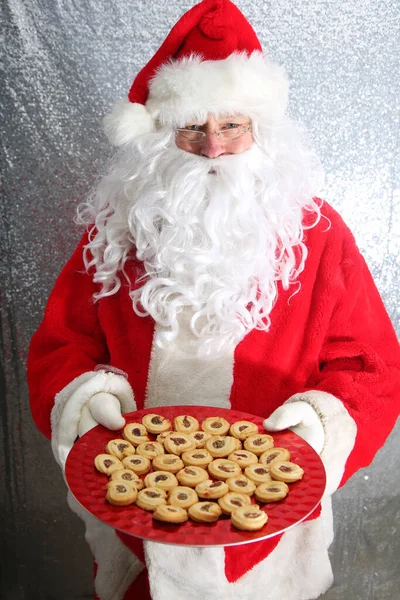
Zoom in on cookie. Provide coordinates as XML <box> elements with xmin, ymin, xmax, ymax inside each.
<box><xmin>201</xmin><ymin>417</ymin><xmax>230</xmax><ymax>436</ymax></box>
<box><xmin>144</xmin><ymin>470</ymin><xmax>179</xmax><ymax>492</ymax></box>
<box><xmin>164</xmin><ymin>432</ymin><xmax>196</xmax><ymax>455</ymax></box>
<box><xmin>218</xmin><ymin>492</ymin><xmax>252</xmax><ymax>515</ymax></box>
<box><xmin>243</xmin><ymin>434</ymin><xmax>274</xmax><ymax>456</ymax></box>
<box><xmin>188</xmin><ymin>501</ymin><xmax>222</xmax><ymax>523</ymax></box>
<box><xmin>168</xmin><ymin>486</ymin><xmax>199</xmax><ymax>509</ymax></box>
<box><xmin>244</xmin><ymin>464</ymin><xmax>273</xmax><ymax>484</ymax></box>
<box><xmin>106</xmin><ymin>481</ymin><xmax>137</xmax><ymax>506</ymax></box>
<box><xmin>181</xmin><ymin>449</ymin><xmax>213</xmax><ymax>468</ymax></box>
<box><xmin>231</xmin><ymin>505</ymin><xmax>268</xmax><ymax>531</ymax></box>
<box><xmin>254</xmin><ymin>481</ymin><xmax>289</xmax><ymax>503</ymax></box>
<box><xmin>176</xmin><ymin>466</ymin><xmax>209</xmax><ymax>487</ymax></box>
<box><xmin>226</xmin><ymin>474</ymin><xmax>256</xmax><ymax>496</ymax></box>
<box><xmin>259</xmin><ymin>447</ymin><xmax>291</xmax><ymax>466</ymax></box>
<box><xmin>94</xmin><ymin>454</ymin><xmax>124</xmax><ymax>475</ymax></box>
<box><xmin>173</xmin><ymin>415</ymin><xmax>200</xmax><ymax>433</ymax></box>
<box><xmin>110</xmin><ymin>469</ymin><xmax>144</xmax><ymax>490</ymax></box>
<box><xmin>142</xmin><ymin>413</ymin><xmax>171</xmax><ymax>434</ymax></box>
<box><xmin>156</xmin><ymin>431</ymin><xmax>171</xmax><ymax>445</ymax></box>
<box><xmin>269</xmin><ymin>461</ymin><xmax>304</xmax><ymax>483</ymax></box>
<box><xmin>136</xmin><ymin>441</ymin><xmax>165</xmax><ymax>460</ymax></box>
<box><xmin>152</xmin><ymin>454</ymin><xmax>184</xmax><ymax>473</ymax></box>
<box><xmin>122</xmin><ymin>454</ymin><xmax>151</xmax><ymax>476</ymax></box>
<box><xmin>105</xmin><ymin>439</ymin><xmax>136</xmax><ymax>460</ymax></box>
<box><xmin>195</xmin><ymin>479</ymin><xmax>229</xmax><ymax>500</ymax></box>
<box><xmin>136</xmin><ymin>487</ymin><xmax>167</xmax><ymax>511</ymax></box>
<box><xmin>153</xmin><ymin>504</ymin><xmax>188</xmax><ymax>524</ymax></box>
<box><xmin>227</xmin><ymin>449</ymin><xmax>259</xmax><ymax>468</ymax></box>
<box><xmin>229</xmin><ymin>421</ymin><xmax>259</xmax><ymax>440</ymax></box>
<box><xmin>122</xmin><ymin>423</ymin><xmax>150</xmax><ymax>446</ymax></box>
<box><xmin>208</xmin><ymin>459</ymin><xmax>242</xmax><ymax>480</ymax></box>
<box><xmin>205</xmin><ymin>436</ymin><xmax>237</xmax><ymax>458</ymax></box>
<box><xmin>188</xmin><ymin>431</ymin><xmax>213</xmax><ymax>448</ymax></box>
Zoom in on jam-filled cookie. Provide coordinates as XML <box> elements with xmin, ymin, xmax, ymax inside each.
<box><xmin>168</xmin><ymin>486</ymin><xmax>199</xmax><ymax>509</ymax></box>
<box><xmin>110</xmin><ymin>469</ymin><xmax>144</xmax><ymax>490</ymax></box>
<box><xmin>105</xmin><ymin>439</ymin><xmax>136</xmax><ymax>460</ymax></box>
<box><xmin>226</xmin><ymin>474</ymin><xmax>256</xmax><ymax>496</ymax></box>
<box><xmin>156</xmin><ymin>431</ymin><xmax>171</xmax><ymax>445</ymax></box>
<box><xmin>195</xmin><ymin>479</ymin><xmax>229</xmax><ymax>499</ymax></box>
<box><xmin>136</xmin><ymin>441</ymin><xmax>165</xmax><ymax>460</ymax></box>
<box><xmin>244</xmin><ymin>464</ymin><xmax>273</xmax><ymax>484</ymax></box>
<box><xmin>205</xmin><ymin>436</ymin><xmax>237</xmax><ymax>458</ymax></box>
<box><xmin>122</xmin><ymin>454</ymin><xmax>151</xmax><ymax>476</ymax></box>
<box><xmin>176</xmin><ymin>466</ymin><xmax>209</xmax><ymax>487</ymax></box>
<box><xmin>208</xmin><ymin>459</ymin><xmax>242</xmax><ymax>480</ymax></box>
<box><xmin>94</xmin><ymin>454</ymin><xmax>124</xmax><ymax>475</ymax></box>
<box><xmin>255</xmin><ymin>481</ymin><xmax>289</xmax><ymax>503</ymax></box>
<box><xmin>152</xmin><ymin>454</ymin><xmax>184</xmax><ymax>473</ymax></box>
<box><xmin>181</xmin><ymin>449</ymin><xmax>213</xmax><ymax>468</ymax></box>
<box><xmin>188</xmin><ymin>501</ymin><xmax>222</xmax><ymax>523</ymax></box>
<box><xmin>136</xmin><ymin>487</ymin><xmax>167</xmax><ymax>511</ymax></box>
<box><xmin>201</xmin><ymin>416</ymin><xmax>230</xmax><ymax>436</ymax></box>
<box><xmin>229</xmin><ymin>421</ymin><xmax>259</xmax><ymax>440</ymax></box>
<box><xmin>144</xmin><ymin>470</ymin><xmax>179</xmax><ymax>492</ymax></box>
<box><xmin>218</xmin><ymin>492</ymin><xmax>252</xmax><ymax>515</ymax></box>
<box><xmin>173</xmin><ymin>415</ymin><xmax>200</xmax><ymax>433</ymax></box>
<box><xmin>188</xmin><ymin>431</ymin><xmax>213</xmax><ymax>448</ymax></box>
<box><xmin>153</xmin><ymin>504</ymin><xmax>188</xmax><ymax>524</ymax></box>
<box><xmin>259</xmin><ymin>447</ymin><xmax>291</xmax><ymax>466</ymax></box>
<box><xmin>269</xmin><ymin>461</ymin><xmax>304</xmax><ymax>483</ymax></box>
<box><xmin>228</xmin><ymin>450</ymin><xmax>259</xmax><ymax>468</ymax></box>
<box><xmin>164</xmin><ymin>432</ymin><xmax>195</xmax><ymax>455</ymax></box>
<box><xmin>106</xmin><ymin>481</ymin><xmax>137</xmax><ymax>506</ymax></box>
<box><xmin>122</xmin><ymin>423</ymin><xmax>150</xmax><ymax>446</ymax></box>
<box><xmin>244</xmin><ymin>434</ymin><xmax>274</xmax><ymax>455</ymax></box>
<box><xmin>142</xmin><ymin>413</ymin><xmax>171</xmax><ymax>434</ymax></box>
<box><xmin>231</xmin><ymin>505</ymin><xmax>268</xmax><ymax>531</ymax></box>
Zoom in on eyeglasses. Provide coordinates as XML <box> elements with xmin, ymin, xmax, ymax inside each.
<box><xmin>175</xmin><ymin>122</ymin><xmax>252</xmax><ymax>144</ymax></box>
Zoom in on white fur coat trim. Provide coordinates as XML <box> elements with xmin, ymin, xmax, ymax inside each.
<box><xmin>145</xmin><ymin>496</ymin><xmax>334</xmax><ymax>600</ymax></box>
<box><xmin>285</xmin><ymin>390</ymin><xmax>357</xmax><ymax>495</ymax></box>
<box><xmin>50</xmin><ymin>370</ymin><xmax>136</xmax><ymax>470</ymax></box>
<box><xmin>144</xmin><ymin>316</ymin><xmax>234</xmax><ymax>410</ymax></box>
<box><xmin>67</xmin><ymin>492</ymin><xmax>144</xmax><ymax>600</ymax></box>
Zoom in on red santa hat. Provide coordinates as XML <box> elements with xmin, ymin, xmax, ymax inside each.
<box><xmin>104</xmin><ymin>0</ymin><xmax>289</xmax><ymax>146</ymax></box>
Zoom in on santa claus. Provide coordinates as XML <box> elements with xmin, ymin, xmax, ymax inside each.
<box><xmin>28</xmin><ymin>1</ymin><xmax>400</xmax><ymax>599</ymax></box>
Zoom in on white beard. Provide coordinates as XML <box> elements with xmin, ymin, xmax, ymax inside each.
<box><xmin>78</xmin><ymin>124</ymin><xmax>323</xmax><ymax>358</ymax></box>
<box><xmin>126</xmin><ymin>144</ymin><xmax>314</xmax><ymax>357</ymax></box>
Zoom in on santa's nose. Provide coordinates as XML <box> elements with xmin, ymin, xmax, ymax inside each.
<box><xmin>200</xmin><ymin>133</ymin><xmax>225</xmax><ymax>158</ymax></box>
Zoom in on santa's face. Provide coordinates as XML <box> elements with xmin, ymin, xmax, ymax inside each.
<box><xmin>175</xmin><ymin>114</ymin><xmax>253</xmax><ymax>158</ymax></box>
<box><xmin>81</xmin><ymin>119</ymin><xmax>322</xmax><ymax>357</ymax></box>
<box><xmin>126</xmin><ymin>138</ymin><xmax>302</xmax><ymax>356</ymax></box>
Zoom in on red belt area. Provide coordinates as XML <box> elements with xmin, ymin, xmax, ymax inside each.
<box><xmin>93</xmin><ymin>504</ymin><xmax>321</xmax><ymax>599</ymax></box>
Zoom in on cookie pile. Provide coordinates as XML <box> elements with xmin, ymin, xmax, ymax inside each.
<box><xmin>94</xmin><ymin>414</ymin><xmax>304</xmax><ymax>531</ymax></box>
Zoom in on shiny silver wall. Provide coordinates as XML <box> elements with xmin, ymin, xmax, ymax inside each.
<box><xmin>1</xmin><ymin>1</ymin><xmax>399</xmax><ymax>599</ymax></box>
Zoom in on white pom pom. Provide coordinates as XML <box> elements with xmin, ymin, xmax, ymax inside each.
<box><xmin>103</xmin><ymin>99</ymin><xmax>155</xmax><ymax>146</ymax></box>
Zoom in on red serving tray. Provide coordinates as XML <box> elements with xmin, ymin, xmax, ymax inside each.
<box><xmin>65</xmin><ymin>405</ymin><xmax>326</xmax><ymax>547</ymax></box>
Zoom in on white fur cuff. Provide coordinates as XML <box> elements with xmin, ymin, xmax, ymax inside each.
<box><xmin>51</xmin><ymin>370</ymin><xmax>136</xmax><ymax>470</ymax></box>
<box><xmin>285</xmin><ymin>391</ymin><xmax>357</xmax><ymax>495</ymax></box>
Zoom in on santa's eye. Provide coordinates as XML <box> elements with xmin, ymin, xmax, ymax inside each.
<box><xmin>185</xmin><ymin>124</ymin><xmax>202</xmax><ymax>131</ymax></box>
<box><xmin>222</xmin><ymin>122</ymin><xmax>240</xmax><ymax>129</ymax></box>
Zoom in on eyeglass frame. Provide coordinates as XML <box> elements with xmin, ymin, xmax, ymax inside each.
<box><xmin>175</xmin><ymin>121</ymin><xmax>253</xmax><ymax>144</ymax></box>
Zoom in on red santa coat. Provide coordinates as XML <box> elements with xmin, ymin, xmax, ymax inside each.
<box><xmin>28</xmin><ymin>201</ymin><xmax>400</xmax><ymax>600</ymax></box>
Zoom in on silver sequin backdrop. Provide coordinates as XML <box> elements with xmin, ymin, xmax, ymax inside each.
<box><xmin>1</xmin><ymin>1</ymin><xmax>399</xmax><ymax>598</ymax></box>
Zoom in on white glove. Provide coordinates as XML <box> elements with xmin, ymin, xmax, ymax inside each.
<box><xmin>263</xmin><ymin>401</ymin><xmax>325</xmax><ymax>454</ymax></box>
<box><xmin>78</xmin><ymin>392</ymin><xmax>126</xmax><ymax>437</ymax></box>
